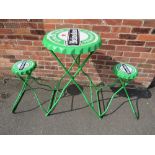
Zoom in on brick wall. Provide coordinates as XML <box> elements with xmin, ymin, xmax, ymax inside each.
<box><xmin>0</xmin><ymin>19</ymin><xmax>155</xmax><ymax>87</ymax></box>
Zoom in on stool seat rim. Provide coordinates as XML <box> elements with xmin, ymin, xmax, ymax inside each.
<box><xmin>11</xmin><ymin>60</ymin><xmax>36</xmax><ymax>75</ymax></box>
<box><xmin>113</xmin><ymin>63</ymin><xmax>138</xmax><ymax>80</ymax></box>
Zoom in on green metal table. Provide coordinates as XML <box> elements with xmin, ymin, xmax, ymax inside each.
<box><xmin>42</xmin><ymin>28</ymin><xmax>103</xmax><ymax>118</ymax></box>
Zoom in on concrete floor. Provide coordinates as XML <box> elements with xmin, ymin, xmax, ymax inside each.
<box><xmin>0</xmin><ymin>78</ymin><xmax>155</xmax><ymax>135</ymax></box>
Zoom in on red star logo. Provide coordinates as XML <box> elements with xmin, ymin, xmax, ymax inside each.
<box><xmin>61</xmin><ymin>34</ymin><xmax>66</xmax><ymax>37</ymax></box>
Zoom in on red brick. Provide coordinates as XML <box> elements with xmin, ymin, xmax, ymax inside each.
<box><xmin>14</xmin><ymin>45</ymin><xmax>27</xmax><ymax>50</ymax></box>
<box><xmin>130</xmin><ymin>58</ymin><xmax>146</xmax><ymax>63</ymax></box>
<box><xmin>107</xmin><ymin>51</ymin><xmax>123</xmax><ymax>56</ymax></box>
<box><xmin>29</xmin><ymin>19</ymin><xmax>43</xmax><ymax>22</ymax></box>
<box><xmin>55</xmin><ymin>24</ymin><xmax>73</xmax><ymax>29</ymax></box>
<box><xmin>138</xmin><ymin>35</ymin><xmax>155</xmax><ymax>41</ymax></box>
<box><xmin>134</xmin><ymin>47</ymin><xmax>151</xmax><ymax>52</ymax></box>
<box><xmin>35</xmin><ymin>51</ymin><xmax>49</xmax><ymax>56</ymax></box>
<box><xmin>12</xmin><ymin>28</ymin><xmax>30</xmax><ymax>34</ymax></box>
<box><xmin>83</xmin><ymin>19</ymin><xmax>102</xmax><ymax>24</ymax></box>
<box><xmin>3</xmin><ymin>55</ymin><xmax>15</xmax><ymax>59</ymax></box>
<box><xmin>28</xmin><ymin>23</ymin><xmax>38</xmax><ymax>29</ymax></box>
<box><xmin>6</xmin><ymin>49</ymin><xmax>23</xmax><ymax>55</ymax></box>
<box><xmin>92</xmin><ymin>26</ymin><xmax>110</xmax><ymax>32</ymax></box>
<box><xmin>123</xmin><ymin>52</ymin><xmax>140</xmax><ymax>57</ymax></box>
<box><xmin>145</xmin><ymin>42</ymin><xmax>155</xmax><ymax>47</ymax></box>
<box><xmin>43</xmin><ymin>19</ymin><xmax>63</xmax><ymax>23</ymax></box>
<box><xmin>113</xmin><ymin>56</ymin><xmax>130</xmax><ymax>62</ymax></box>
<box><xmin>31</xmin><ymin>55</ymin><xmax>44</xmax><ymax>60</ymax></box>
<box><xmin>148</xmin><ymin>53</ymin><xmax>155</xmax><ymax>59</ymax></box>
<box><xmin>0</xmin><ymin>23</ymin><xmax>4</xmax><ymax>28</ymax></box>
<box><xmin>7</xmin><ymin>35</ymin><xmax>23</xmax><ymax>39</ymax></box>
<box><xmin>0</xmin><ymin>35</ymin><xmax>5</xmax><ymax>39</ymax></box>
<box><xmin>152</xmin><ymin>48</ymin><xmax>155</xmax><ymax>53</ymax></box>
<box><xmin>74</xmin><ymin>25</ymin><xmax>92</xmax><ymax>30</ymax></box>
<box><xmin>116</xmin><ymin>46</ymin><xmax>133</xmax><ymax>51</ymax></box>
<box><xmin>27</xmin><ymin>46</ymin><xmax>42</xmax><ymax>51</ymax></box>
<box><xmin>143</xmin><ymin>69</ymin><xmax>155</xmax><ymax>75</ymax></box>
<box><xmin>4</xmin><ymin>22</ymin><xmax>20</xmax><ymax>28</ymax></box>
<box><xmin>0</xmin><ymin>19</ymin><xmax>8</xmax><ymax>22</ymax></box>
<box><xmin>123</xmin><ymin>20</ymin><xmax>142</xmax><ymax>26</ymax></box>
<box><xmin>19</xmin><ymin>22</ymin><xmax>29</xmax><ymax>28</ymax></box>
<box><xmin>33</xmin><ymin>41</ymin><xmax>42</xmax><ymax>46</ymax></box>
<box><xmin>119</xmin><ymin>34</ymin><xmax>137</xmax><ymax>40</ymax></box>
<box><xmin>138</xmin><ymin>63</ymin><xmax>153</xmax><ymax>68</ymax></box>
<box><xmin>15</xmin><ymin>55</ymin><xmax>30</xmax><ymax>60</ymax></box>
<box><xmin>43</xmin><ymin>24</ymin><xmax>55</xmax><ymax>30</ymax></box>
<box><xmin>96</xmin><ymin>55</ymin><xmax>110</xmax><ymax>60</ymax></box>
<box><xmin>23</xmin><ymin>35</ymin><xmax>39</xmax><ymax>40</ymax></box>
<box><xmin>127</xmin><ymin>41</ymin><xmax>145</xmax><ymax>46</ymax></box>
<box><xmin>20</xmin><ymin>22</ymin><xmax>37</xmax><ymax>29</ymax></box>
<box><xmin>105</xmin><ymin>60</ymin><xmax>117</xmax><ymax>66</ymax></box>
<box><xmin>140</xmin><ymin>53</ymin><xmax>155</xmax><ymax>59</ymax></box>
<box><xmin>108</xmin><ymin>39</ymin><xmax>126</xmax><ymax>45</ymax></box>
<box><xmin>64</xmin><ymin>19</ymin><xmax>82</xmax><ymax>24</ymax></box>
<box><xmin>101</xmin><ymin>33</ymin><xmax>118</xmax><ymax>38</ymax></box>
<box><xmin>132</xmin><ymin>27</ymin><xmax>151</xmax><ymax>34</ymax></box>
<box><xmin>38</xmin><ymin>23</ymin><xmax>44</xmax><ymax>29</ymax></box>
<box><xmin>0</xmin><ymin>42</ymin><xmax>14</xmax><ymax>49</ymax></box>
<box><xmin>112</xmin><ymin>27</ymin><xmax>131</xmax><ymax>33</ymax></box>
<box><xmin>23</xmin><ymin>51</ymin><xmax>33</xmax><ymax>55</ymax></box>
<box><xmin>0</xmin><ymin>29</ymin><xmax>12</xmax><ymax>34</ymax></box>
<box><xmin>9</xmin><ymin>19</ymin><xmax>28</xmax><ymax>22</ymax></box>
<box><xmin>101</xmin><ymin>45</ymin><xmax>115</xmax><ymax>50</ymax></box>
<box><xmin>147</xmin><ymin>59</ymin><xmax>155</xmax><ymax>64</ymax></box>
<box><xmin>104</xmin><ymin>19</ymin><xmax>122</xmax><ymax>25</ymax></box>
<box><xmin>143</xmin><ymin>20</ymin><xmax>155</xmax><ymax>27</ymax></box>
<box><xmin>17</xmin><ymin>40</ymin><xmax>32</xmax><ymax>46</ymax></box>
<box><xmin>30</xmin><ymin>30</ymin><xmax>45</xmax><ymax>35</ymax></box>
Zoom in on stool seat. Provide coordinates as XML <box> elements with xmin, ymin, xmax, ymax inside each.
<box><xmin>11</xmin><ymin>60</ymin><xmax>36</xmax><ymax>76</ymax></box>
<box><xmin>113</xmin><ymin>63</ymin><xmax>138</xmax><ymax>80</ymax></box>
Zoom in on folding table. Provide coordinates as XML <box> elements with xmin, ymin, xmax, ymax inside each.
<box><xmin>42</xmin><ymin>28</ymin><xmax>103</xmax><ymax>118</ymax></box>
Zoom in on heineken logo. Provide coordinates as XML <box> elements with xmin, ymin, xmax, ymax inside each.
<box><xmin>18</xmin><ymin>60</ymin><xmax>29</xmax><ymax>70</ymax></box>
<box><xmin>121</xmin><ymin>64</ymin><xmax>132</xmax><ymax>74</ymax></box>
<box><xmin>67</xmin><ymin>29</ymin><xmax>80</xmax><ymax>46</ymax></box>
<box><xmin>46</xmin><ymin>28</ymin><xmax>100</xmax><ymax>47</ymax></box>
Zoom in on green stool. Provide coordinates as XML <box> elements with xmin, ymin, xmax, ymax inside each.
<box><xmin>98</xmin><ymin>63</ymin><xmax>139</xmax><ymax>119</ymax></box>
<box><xmin>11</xmin><ymin>60</ymin><xmax>52</xmax><ymax>114</ymax></box>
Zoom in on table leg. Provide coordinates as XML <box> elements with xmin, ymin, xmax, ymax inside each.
<box><xmin>71</xmin><ymin>54</ymin><xmax>102</xmax><ymax>116</ymax></box>
<box><xmin>46</xmin><ymin>51</ymin><xmax>101</xmax><ymax>119</ymax></box>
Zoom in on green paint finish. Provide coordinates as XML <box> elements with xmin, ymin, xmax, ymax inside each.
<box><xmin>11</xmin><ymin>60</ymin><xmax>36</xmax><ymax>76</ymax></box>
<box><xmin>42</xmin><ymin>28</ymin><xmax>102</xmax><ymax>55</ymax></box>
<box><xmin>113</xmin><ymin>63</ymin><xmax>138</xmax><ymax>80</ymax></box>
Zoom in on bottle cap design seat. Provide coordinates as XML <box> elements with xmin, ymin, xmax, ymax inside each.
<box><xmin>113</xmin><ymin>63</ymin><xmax>138</xmax><ymax>80</ymax></box>
<box><xmin>11</xmin><ymin>60</ymin><xmax>36</xmax><ymax>76</ymax></box>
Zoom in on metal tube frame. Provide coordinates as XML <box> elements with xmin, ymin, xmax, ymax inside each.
<box><xmin>12</xmin><ymin>73</ymin><xmax>54</xmax><ymax>115</ymax></box>
<box><xmin>12</xmin><ymin>50</ymin><xmax>138</xmax><ymax>120</ymax></box>
<box><xmin>46</xmin><ymin>50</ymin><xmax>139</xmax><ymax>119</ymax></box>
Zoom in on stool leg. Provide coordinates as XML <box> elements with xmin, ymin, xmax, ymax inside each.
<box><xmin>100</xmin><ymin>85</ymin><xmax>124</xmax><ymax>117</ymax></box>
<box><xmin>120</xmin><ymin>79</ymin><xmax>139</xmax><ymax>119</ymax></box>
<box><xmin>123</xmin><ymin>86</ymin><xmax>139</xmax><ymax>119</ymax></box>
<box><xmin>12</xmin><ymin>75</ymin><xmax>30</xmax><ymax>113</ymax></box>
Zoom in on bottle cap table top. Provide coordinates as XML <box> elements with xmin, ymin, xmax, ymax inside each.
<box><xmin>42</xmin><ymin>28</ymin><xmax>102</xmax><ymax>55</ymax></box>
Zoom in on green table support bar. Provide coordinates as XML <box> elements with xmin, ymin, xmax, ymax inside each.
<box><xmin>46</xmin><ymin>50</ymin><xmax>102</xmax><ymax>119</ymax></box>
